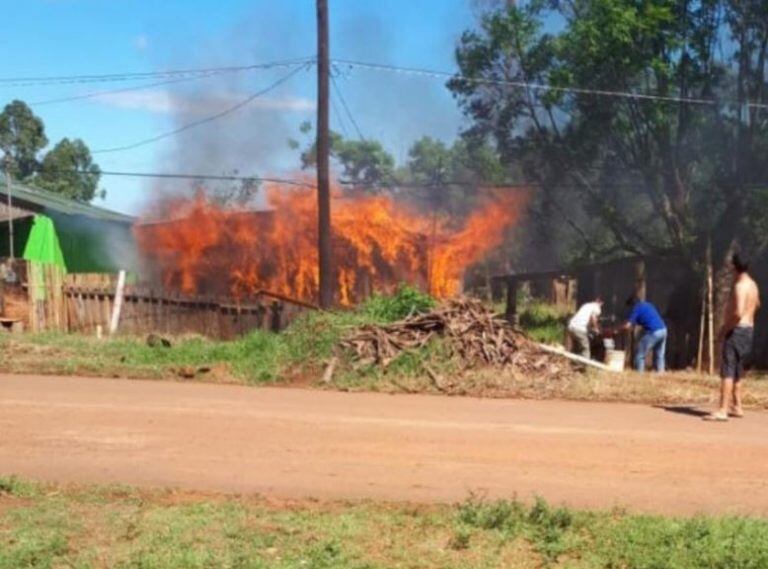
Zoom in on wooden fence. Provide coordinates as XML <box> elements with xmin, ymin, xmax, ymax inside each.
<box><xmin>62</xmin><ymin>274</ymin><xmax>315</xmax><ymax>340</ymax></box>
<box><xmin>0</xmin><ymin>258</ymin><xmax>67</xmax><ymax>333</ymax></box>
<box><xmin>0</xmin><ymin>264</ymin><xmax>314</xmax><ymax>340</ymax></box>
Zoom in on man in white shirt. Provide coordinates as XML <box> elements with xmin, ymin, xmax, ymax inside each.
<box><xmin>568</xmin><ymin>297</ymin><xmax>603</xmax><ymax>359</ymax></box>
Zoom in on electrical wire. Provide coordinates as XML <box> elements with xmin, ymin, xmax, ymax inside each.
<box><xmin>91</xmin><ymin>62</ymin><xmax>312</xmax><ymax>154</ymax></box>
<box><xmin>330</xmin><ymin>89</ymin><xmax>351</xmax><ymax>138</ymax></box>
<box><xmin>0</xmin><ymin>57</ymin><xmax>315</xmax><ymax>88</ymax></box>
<box><xmin>88</xmin><ymin>170</ymin><xmax>317</xmax><ymax>188</ymax></box>
<box><xmin>333</xmin><ymin>58</ymin><xmax>768</xmax><ymax>110</ymax></box>
<box><xmin>330</xmin><ymin>71</ymin><xmax>365</xmax><ymax>140</ymax></box>
<box><xmin>64</xmin><ymin>169</ymin><xmax>768</xmax><ymax>192</ymax></box>
<box><xmin>30</xmin><ymin>68</ymin><xmax>246</xmax><ymax>107</ymax></box>
<box><xmin>28</xmin><ymin>62</ymin><xmax>284</xmax><ymax>107</ymax></box>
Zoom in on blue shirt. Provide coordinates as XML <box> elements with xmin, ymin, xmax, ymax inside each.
<box><xmin>628</xmin><ymin>301</ymin><xmax>666</xmax><ymax>332</ymax></box>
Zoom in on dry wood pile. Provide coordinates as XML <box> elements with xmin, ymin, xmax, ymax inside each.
<box><xmin>340</xmin><ymin>298</ymin><xmax>576</xmax><ymax>380</ymax></box>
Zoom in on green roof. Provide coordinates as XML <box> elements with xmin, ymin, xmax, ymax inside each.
<box><xmin>0</xmin><ymin>174</ymin><xmax>135</xmax><ymax>224</ymax></box>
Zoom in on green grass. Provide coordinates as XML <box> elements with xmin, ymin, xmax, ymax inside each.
<box><xmin>361</xmin><ymin>284</ymin><xmax>435</xmax><ymax>322</ymax></box>
<box><xmin>3</xmin><ymin>478</ymin><xmax>768</xmax><ymax>568</ymax></box>
<box><xmin>0</xmin><ymin>286</ymin><xmax>438</xmax><ymax>386</ymax></box>
<box><xmin>518</xmin><ymin>301</ymin><xmax>570</xmax><ymax>345</ymax></box>
<box><xmin>0</xmin><ymin>308</ymin><xmax>377</xmax><ymax>385</ymax></box>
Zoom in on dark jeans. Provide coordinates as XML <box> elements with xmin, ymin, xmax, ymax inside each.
<box><xmin>635</xmin><ymin>328</ymin><xmax>667</xmax><ymax>372</ymax></box>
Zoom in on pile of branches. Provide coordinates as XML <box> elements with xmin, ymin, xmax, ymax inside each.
<box><xmin>340</xmin><ymin>297</ymin><xmax>576</xmax><ymax>380</ymax></box>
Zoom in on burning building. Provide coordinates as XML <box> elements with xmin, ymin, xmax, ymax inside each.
<box><xmin>135</xmin><ymin>181</ymin><xmax>527</xmax><ymax>306</ymax></box>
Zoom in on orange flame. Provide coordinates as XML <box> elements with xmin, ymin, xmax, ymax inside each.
<box><xmin>135</xmin><ymin>181</ymin><xmax>527</xmax><ymax>305</ymax></box>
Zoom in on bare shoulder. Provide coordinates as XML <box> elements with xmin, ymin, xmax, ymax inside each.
<box><xmin>734</xmin><ymin>278</ymin><xmax>758</xmax><ymax>293</ymax></box>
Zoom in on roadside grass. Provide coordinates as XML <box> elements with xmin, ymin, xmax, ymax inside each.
<box><xmin>3</xmin><ymin>478</ymin><xmax>768</xmax><ymax>568</ymax></box>
<box><xmin>0</xmin><ymin>309</ymin><xmax>375</xmax><ymax>385</ymax></box>
<box><xmin>3</xmin><ymin>287</ymin><xmax>768</xmax><ymax>409</ymax></box>
<box><xmin>5</xmin><ymin>319</ymin><xmax>768</xmax><ymax>408</ymax></box>
<box><xmin>0</xmin><ymin>285</ymin><xmax>435</xmax><ymax>386</ymax></box>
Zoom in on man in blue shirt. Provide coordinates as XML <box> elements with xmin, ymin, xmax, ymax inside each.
<box><xmin>624</xmin><ymin>296</ymin><xmax>667</xmax><ymax>372</ymax></box>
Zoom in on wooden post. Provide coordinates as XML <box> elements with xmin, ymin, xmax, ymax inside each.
<box><xmin>696</xmin><ymin>281</ymin><xmax>706</xmax><ymax>373</ymax></box>
<box><xmin>316</xmin><ymin>0</ymin><xmax>333</xmax><ymax>308</ymax></box>
<box><xmin>505</xmin><ymin>278</ymin><xmax>518</xmax><ymax>325</ymax></box>
<box><xmin>706</xmin><ymin>240</ymin><xmax>715</xmax><ymax>375</ymax></box>
<box><xmin>0</xmin><ymin>262</ymin><xmax>5</xmax><ymax>317</ymax></box>
<box><xmin>109</xmin><ymin>270</ymin><xmax>126</xmax><ymax>336</ymax></box>
<box><xmin>5</xmin><ymin>160</ymin><xmax>15</xmax><ymax>260</ymax></box>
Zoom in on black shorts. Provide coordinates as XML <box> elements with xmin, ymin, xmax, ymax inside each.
<box><xmin>721</xmin><ymin>327</ymin><xmax>754</xmax><ymax>382</ymax></box>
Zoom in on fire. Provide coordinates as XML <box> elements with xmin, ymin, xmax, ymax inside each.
<box><xmin>135</xmin><ymin>181</ymin><xmax>527</xmax><ymax>305</ymax></box>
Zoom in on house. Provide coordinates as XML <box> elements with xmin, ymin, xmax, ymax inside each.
<box><xmin>0</xmin><ymin>175</ymin><xmax>137</xmax><ymax>331</ymax></box>
<box><xmin>0</xmin><ymin>174</ymin><xmax>136</xmax><ymax>273</ymax></box>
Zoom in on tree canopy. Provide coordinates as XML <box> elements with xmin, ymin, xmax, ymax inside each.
<box><xmin>449</xmin><ymin>0</ymin><xmax>768</xmax><ymax>268</ymax></box>
<box><xmin>0</xmin><ymin>100</ymin><xmax>103</xmax><ymax>202</ymax></box>
<box><xmin>0</xmin><ymin>100</ymin><xmax>48</xmax><ymax>180</ymax></box>
<box><xmin>37</xmin><ymin>138</ymin><xmax>103</xmax><ymax>202</ymax></box>
<box><xmin>297</xmin><ymin>122</ymin><xmax>397</xmax><ymax>191</ymax></box>
<box><xmin>404</xmin><ymin>136</ymin><xmax>506</xmax><ymax>217</ymax></box>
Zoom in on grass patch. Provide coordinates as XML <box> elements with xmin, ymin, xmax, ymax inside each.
<box><xmin>361</xmin><ymin>283</ymin><xmax>435</xmax><ymax>322</ymax></box>
<box><xmin>518</xmin><ymin>301</ymin><xmax>570</xmax><ymax>345</ymax></box>
<box><xmin>4</xmin><ymin>291</ymin><xmax>768</xmax><ymax>410</ymax></box>
<box><xmin>0</xmin><ymin>309</ymin><xmax>376</xmax><ymax>386</ymax></box>
<box><xmin>0</xmin><ymin>286</ymin><xmax>433</xmax><ymax>387</ymax></box>
<box><xmin>3</xmin><ymin>480</ymin><xmax>768</xmax><ymax>568</ymax></box>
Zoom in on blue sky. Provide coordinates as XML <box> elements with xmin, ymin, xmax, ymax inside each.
<box><xmin>1</xmin><ymin>0</ymin><xmax>480</xmax><ymax>214</ymax></box>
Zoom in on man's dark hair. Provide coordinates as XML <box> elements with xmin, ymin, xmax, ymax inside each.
<box><xmin>626</xmin><ymin>294</ymin><xmax>640</xmax><ymax>307</ymax></box>
<box><xmin>733</xmin><ymin>253</ymin><xmax>750</xmax><ymax>274</ymax></box>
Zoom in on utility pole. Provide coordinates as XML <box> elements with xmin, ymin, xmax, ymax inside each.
<box><xmin>4</xmin><ymin>157</ymin><xmax>14</xmax><ymax>260</ymax></box>
<box><xmin>316</xmin><ymin>0</ymin><xmax>333</xmax><ymax>308</ymax></box>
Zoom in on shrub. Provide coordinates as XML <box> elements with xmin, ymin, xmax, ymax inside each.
<box><xmin>361</xmin><ymin>284</ymin><xmax>435</xmax><ymax>322</ymax></box>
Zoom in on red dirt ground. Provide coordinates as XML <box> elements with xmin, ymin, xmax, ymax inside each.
<box><xmin>2</xmin><ymin>373</ymin><xmax>767</xmax><ymax>516</ymax></box>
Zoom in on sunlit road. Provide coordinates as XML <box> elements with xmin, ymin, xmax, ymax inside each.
<box><xmin>2</xmin><ymin>373</ymin><xmax>767</xmax><ymax>515</ymax></box>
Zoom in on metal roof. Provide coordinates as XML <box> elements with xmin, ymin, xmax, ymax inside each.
<box><xmin>0</xmin><ymin>174</ymin><xmax>135</xmax><ymax>224</ymax></box>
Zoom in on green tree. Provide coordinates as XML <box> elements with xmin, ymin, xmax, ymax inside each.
<box><xmin>404</xmin><ymin>136</ymin><xmax>505</xmax><ymax>217</ymax></box>
<box><xmin>449</xmin><ymin>1</ymin><xmax>768</xmax><ymax>268</ymax></box>
<box><xmin>295</xmin><ymin>122</ymin><xmax>397</xmax><ymax>191</ymax></box>
<box><xmin>36</xmin><ymin>138</ymin><xmax>103</xmax><ymax>202</ymax></box>
<box><xmin>0</xmin><ymin>100</ymin><xmax>48</xmax><ymax>180</ymax></box>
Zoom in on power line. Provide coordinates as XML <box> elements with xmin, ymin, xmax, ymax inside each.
<box><xmin>333</xmin><ymin>58</ymin><xmax>768</xmax><ymax>110</ymax></box>
<box><xmin>70</xmin><ymin>169</ymin><xmax>768</xmax><ymax>192</ymax></box>
<box><xmin>89</xmin><ymin>170</ymin><xmax>317</xmax><ymax>188</ymax></box>
<box><xmin>0</xmin><ymin>57</ymin><xmax>315</xmax><ymax>88</ymax></box>
<box><xmin>92</xmin><ymin>63</ymin><xmax>312</xmax><ymax>154</ymax></box>
<box><xmin>330</xmin><ymin>88</ymin><xmax>351</xmax><ymax>138</ymax></box>
<box><xmin>30</xmin><ymin>72</ymin><xmax>226</xmax><ymax>107</ymax></box>
<box><xmin>330</xmin><ymin>71</ymin><xmax>364</xmax><ymax>139</ymax></box>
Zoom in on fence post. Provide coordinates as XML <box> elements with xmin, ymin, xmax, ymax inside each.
<box><xmin>109</xmin><ymin>270</ymin><xmax>126</xmax><ymax>336</ymax></box>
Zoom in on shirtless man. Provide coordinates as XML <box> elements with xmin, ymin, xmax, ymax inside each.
<box><xmin>705</xmin><ymin>253</ymin><xmax>760</xmax><ymax>421</ymax></box>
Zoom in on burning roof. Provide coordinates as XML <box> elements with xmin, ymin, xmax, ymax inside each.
<box><xmin>135</xmin><ymin>181</ymin><xmax>527</xmax><ymax>305</ymax></box>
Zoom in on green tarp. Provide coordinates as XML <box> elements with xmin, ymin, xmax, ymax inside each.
<box><xmin>22</xmin><ymin>215</ymin><xmax>67</xmax><ymax>270</ymax></box>
<box><xmin>1</xmin><ymin>211</ymin><xmax>136</xmax><ymax>274</ymax></box>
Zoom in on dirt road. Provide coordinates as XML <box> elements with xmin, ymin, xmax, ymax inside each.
<box><xmin>2</xmin><ymin>374</ymin><xmax>768</xmax><ymax>515</ymax></box>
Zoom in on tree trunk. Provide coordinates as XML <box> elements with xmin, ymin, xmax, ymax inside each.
<box><xmin>712</xmin><ymin>239</ymin><xmax>739</xmax><ymax>370</ymax></box>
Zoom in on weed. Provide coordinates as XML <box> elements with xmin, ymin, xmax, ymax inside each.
<box><xmin>447</xmin><ymin>527</ymin><xmax>472</xmax><ymax>550</ymax></box>
<box><xmin>527</xmin><ymin>497</ymin><xmax>576</xmax><ymax>563</ymax></box>
<box><xmin>4</xmin><ymin>481</ymin><xmax>768</xmax><ymax>568</ymax></box>
<box><xmin>361</xmin><ymin>284</ymin><xmax>435</xmax><ymax>322</ymax></box>
<box><xmin>0</xmin><ymin>476</ymin><xmax>38</xmax><ymax>498</ymax></box>
<box><xmin>457</xmin><ymin>495</ymin><xmax>524</xmax><ymax>533</ymax></box>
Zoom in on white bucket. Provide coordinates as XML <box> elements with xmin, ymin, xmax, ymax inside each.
<box><xmin>604</xmin><ymin>349</ymin><xmax>626</xmax><ymax>372</ymax></box>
